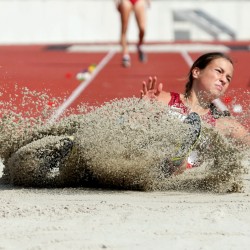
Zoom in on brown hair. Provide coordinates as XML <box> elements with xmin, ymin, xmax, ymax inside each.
<box><xmin>184</xmin><ymin>52</ymin><xmax>233</xmax><ymax>118</ymax></box>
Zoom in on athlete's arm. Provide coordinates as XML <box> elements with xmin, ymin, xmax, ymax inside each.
<box><xmin>216</xmin><ymin>117</ymin><xmax>250</xmax><ymax>146</ymax></box>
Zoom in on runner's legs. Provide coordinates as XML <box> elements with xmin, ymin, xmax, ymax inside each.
<box><xmin>119</xmin><ymin>0</ymin><xmax>133</xmax><ymax>57</ymax></box>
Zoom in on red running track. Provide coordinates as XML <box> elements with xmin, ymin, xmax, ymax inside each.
<box><xmin>0</xmin><ymin>43</ymin><xmax>249</xmax><ymax>126</ymax></box>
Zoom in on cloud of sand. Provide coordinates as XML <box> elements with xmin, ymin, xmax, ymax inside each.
<box><xmin>0</xmin><ymin>87</ymin><xmax>248</xmax><ymax>193</ymax></box>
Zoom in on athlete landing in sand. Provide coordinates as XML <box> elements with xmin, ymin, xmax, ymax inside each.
<box><xmin>140</xmin><ymin>52</ymin><xmax>250</xmax><ymax>174</ymax></box>
<box><xmin>1</xmin><ymin>52</ymin><xmax>249</xmax><ymax>188</ymax></box>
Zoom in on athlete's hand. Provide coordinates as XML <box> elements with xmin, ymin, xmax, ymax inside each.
<box><xmin>140</xmin><ymin>76</ymin><xmax>163</xmax><ymax>100</ymax></box>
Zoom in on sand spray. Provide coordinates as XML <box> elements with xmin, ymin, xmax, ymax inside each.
<box><xmin>0</xmin><ymin>86</ymin><xmax>249</xmax><ymax>192</ymax></box>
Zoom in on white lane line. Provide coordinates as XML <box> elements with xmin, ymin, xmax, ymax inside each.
<box><xmin>68</xmin><ymin>44</ymin><xmax>229</xmax><ymax>53</ymax></box>
<box><xmin>48</xmin><ymin>49</ymin><xmax>116</xmax><ymax>124</ymax></box>
<box><xmin>180</xmin><ymin>50</ymin><xmax>193</xmax><ymax>67</ymax></box>
<box><xmin>180</xmin><ymin>50</ymin><xmax>229</xmax><ymax>112</ymax></box>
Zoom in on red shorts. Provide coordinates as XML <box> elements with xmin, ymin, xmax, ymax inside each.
<box><xmin>129</xmin><ymin>0</ymin><xmax>139</xmax><ymax>5</ymax></box>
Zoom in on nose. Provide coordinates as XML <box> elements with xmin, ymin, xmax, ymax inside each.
<box><xmin>219</xmin><ymin>74</ymin><xmax>227</xmax><ymax>85</ymax></box>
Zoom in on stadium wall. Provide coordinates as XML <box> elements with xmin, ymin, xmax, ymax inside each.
<box><xmin>0</xmin><ymin>0</ymin><xmax>249</xmax><ymax>44</ymax></box>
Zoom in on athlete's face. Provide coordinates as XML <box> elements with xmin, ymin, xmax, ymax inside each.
<box><xmin>192</xmin><ymin>58</ymin><xmax>234</xmax><ymax>100</ymax></box>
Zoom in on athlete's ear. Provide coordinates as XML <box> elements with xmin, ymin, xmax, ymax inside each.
<box><xmin>192</xmin><ymin>67</ymin><xmax>201</xmax><ymax>79</ymax></box>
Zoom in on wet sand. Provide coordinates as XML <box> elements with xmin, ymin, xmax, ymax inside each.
<box><xmin>1</xmin><ymin>161</ymin><xmax>250</xmax><ymax>250</ymax></box>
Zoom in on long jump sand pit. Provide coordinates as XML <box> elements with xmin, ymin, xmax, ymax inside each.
<box><xmin>0</xmin><ymin>94</ymin><xmax>249</xmax><ymax>249</ymax></box>
<box><xmin>0</xmin><ymin>161</ymin><xmax>250</xmax><ymax>250</ymax></box>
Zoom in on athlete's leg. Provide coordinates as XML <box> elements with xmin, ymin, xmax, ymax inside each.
<box><xmin>172</xmin><ymin>112</ymin><xmax>201</xmax><ymax>164</ymax></box>
<box><xmin>5</xmin><ymin>136</ymin><xmax>74</xmax><ymax>187</ymax></box>
<box><xmin>134</xmin><ymin>0</ymin><xmax>147</xmax><ymax>62</ymax></box>
<box><xmin>163</xmin><ymin>112</ymin><xmax>201</xmax><ymax>176</ymax></box>
<box><xmin>119</xmin><ymin>0</ymin><xmax>133</xmax><ymax>66</ymax></box>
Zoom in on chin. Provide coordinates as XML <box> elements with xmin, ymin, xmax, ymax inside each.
<box><xmin>211</xmin><ymin>90</ymin><xmax>224</xmax><ymax>99</ymax></box>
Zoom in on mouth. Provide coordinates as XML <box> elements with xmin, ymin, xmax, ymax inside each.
<box><xmin>215</xmin><ymin>84</ymin><xmax>223</xmax><ymax>92</ymax></box>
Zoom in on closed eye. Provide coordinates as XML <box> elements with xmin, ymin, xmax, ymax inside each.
<box><xmin>216</xmin><ymin>68</ymin><xmax>232</xmax><ymax>83</ymax></box>
<box><xmin>227</xmin><ymin>76</ymin><xmax>232</xmax><ymax>83</ymax></box>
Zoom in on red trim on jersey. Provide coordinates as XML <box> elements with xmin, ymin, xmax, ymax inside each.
<box><xmin>168</xmin><ymin>92</ymin><xmax>216</xmax><ymax>126</ymax></box>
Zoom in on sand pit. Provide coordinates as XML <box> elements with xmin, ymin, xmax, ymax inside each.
<box><xmin>0</xmin><ymin>93</ymin><xmax>250</xmax><ymax>249</ymax></box>
<box><xmin>0</xmin><ymin>160</ymin><xmax>250</xmax><ymax>250</ymax></box>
